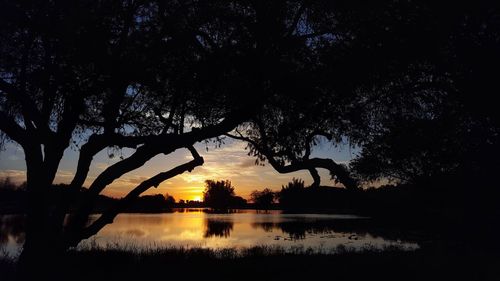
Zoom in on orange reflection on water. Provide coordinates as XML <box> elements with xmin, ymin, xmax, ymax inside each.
<box><xmin>0</xmin><ymin>211</ymin><xmax>420</xmax><ymax>255</ymax></box>
<box><xmin>76</xmin><ymin>210</ymin><xmax>419</xmax><ymax>252</ymax></box>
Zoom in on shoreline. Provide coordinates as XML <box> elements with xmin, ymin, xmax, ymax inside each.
<box><xmin>1</xmin><ymin>244</ymin><xmax>497</xmax><ymax>281</ymax></box>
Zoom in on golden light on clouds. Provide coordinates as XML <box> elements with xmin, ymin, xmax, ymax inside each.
<box><xmin>179</xmin><ymin>174</ymin><xmax>206</xmax><ymax>184</ymax></box>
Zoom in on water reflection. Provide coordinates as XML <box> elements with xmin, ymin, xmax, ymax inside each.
<box><xmin>204</xmin><ymin>218</ymin><xmax>234</xmax><ymax>238</ymax></box>
<box><xmin>251</xmin><ymin>219</ymin><xmax>376</xmax><ymax>241</ymax></box>
<box><xmin>0</xmin><ymin>211</ymin><xmax>420</xmax><ymax>255</ymax></box>
<box><xmin>0</xmin><ymin>215</ymin><xmax>24</xmax><ymax>244</ymax></box>
<box><xmin>125</xmin><ymin>229</ymin><xmax>146</xmax><ymax>238</ymax></box>
<box><xmin>0</xmin><ymin>215</ymin><xmax>25</xmax><ymax>256</ymax></box>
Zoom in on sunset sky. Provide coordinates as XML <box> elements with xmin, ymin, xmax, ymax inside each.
<box><xmin>0</xmin><ymin>138</ymin><xmax>357</xmax><ymax>201</ymax></box>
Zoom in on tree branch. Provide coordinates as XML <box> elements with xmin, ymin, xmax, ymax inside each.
<box><xmin>52</xmin><ymin>133</ymin><xmax>157</xmax><ymax>232</ymax></box>
<box><xmin>0</xmin><ymin>110</ymin><xmax>30</xmax><ymax>147</ymax></box>
<box><xmin>0</xmin><ymin>78</ymin><xmax>47</xmax><ymax>132</ymax></box>
<box><xmin>226</xmin><ymin>132</ymin><xmax>359</xmax><ymax>190</ymax></box>
<box><xmin>308</xmin><ymin>167</ymin><xmax>321</xmax><ymax>188</ymax></box>
<box><xmin>69</xmin><ymin>133</ymin><xmax>152</xmax><ymax>192</ymax></box>
<box><xmin>84</xmin><ymin>111</ymin><xmax>245</xmax><ymax>198</ymax></box>
<box><xmin>286</xmin><ymin>1</ymin><xmax>307</xmax><ymax>37</ymax></box>
<box><xmin>68</xmin><ymin>112</ymin><xmax>249</xmax><ymax>232</ymax></box>
<box><xmin>68</xmin><ymin>146</ymin><xmax>204</xmax><ymax>246</ymax></box>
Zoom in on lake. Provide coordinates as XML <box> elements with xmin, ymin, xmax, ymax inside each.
<box><xmin>0</xmin><ymin>209</ymin><xmax>419</xmax><ymax>256</ymax></box>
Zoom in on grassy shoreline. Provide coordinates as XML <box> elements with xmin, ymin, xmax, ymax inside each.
<box><xmin>2</xmin><ymin>244</ymin><xmax>498</xmax><ymax>281</ymax></box>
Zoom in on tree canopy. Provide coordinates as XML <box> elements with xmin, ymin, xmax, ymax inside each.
<box><xmin>250</xmin><ymin>188</ymin><xmax>275</xmax><ymax>209</ymax></box>
<box><xmin>1</xmin><ymin>0</ymin><xmax>353</xmax><ymax>255</ymax></box>
<box><xmin>348</xmin><ymin>2</ymin><xmax>500</xmax><ymax>187</ymax></box>
<box><xmin>1</xmin><ymin>1</ymin><xmax>499</xmax><ymax>268</ymax></box>
<box><xmin>202</xmin><ymin>180</ymin><xmax>234</xmax><ymax>210</ymax></box>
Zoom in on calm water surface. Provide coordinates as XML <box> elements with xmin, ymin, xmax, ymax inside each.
<box><xmin>0</xmin><ymin>210</ymin><xmax>418</xmax><ymax>256</ymax></box>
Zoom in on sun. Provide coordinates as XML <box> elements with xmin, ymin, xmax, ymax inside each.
<box><xmin>192</xmin><ymin>196</ymin><xmax>202</xmax><ymax>202</ymax></box>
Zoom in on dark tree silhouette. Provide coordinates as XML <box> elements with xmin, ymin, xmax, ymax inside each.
<box><xmin>344</xmin><ymin>2</ymin><xmax>500</xmax><ymax>190</ymax></box>
<box><xmin>127</xmin><ymin>194</ymin><xmax>175</xmax><ymax>212</ymax></box>
<box><xmin>278</xmin><ymin>178</ymin><xmax>306</xmax><ymax>209</ymax></box>
<box><xmin>0</xmin><ymin>1</ymin><xmax>361</xmax><ymax>263</ymax></box>
<box><xmin>203</xmin><ymin>180</ymin><xmax>236</xmax><ymax>211</ymax></box>
<box><xmin>227</xmin><ymin>2</ymin><xmax>500</xmax><ymax>193</ymax></box>
<box><xmin>165</xmin><ymin>193</ymin><xmax>176</xmax><ymax>206</ymax></box>
<box><xmin>250</xmin><ymin>188</ymin><xmax>275</xmax><ymax>210</ymax></box>
<box><xmin>1</xmin><ymin>1</ymin><xmax>499</xmax><ymax>275</ymax></box>
<box><xmin>0</xmin><ymin>177</ymin><xmax>17</xmax><ymax>190</ymax></box>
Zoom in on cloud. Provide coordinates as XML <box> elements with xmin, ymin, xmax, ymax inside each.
<box><xmin>199</xmin><ymin>141</ymin><xmax>248</xmax><ymax>161</ymax></box>
<box><xmin>126</xmin><ymin>176</ymin><xmax>149</xmax><ymax>185</ymax></box>
<box><xmin>53</xmin><ymin>170</ymin><xmax>76</xmax><ymax>184</ymax></box>
<box><xmin>239</xmin><ymin>159</ymin><xmax>256</xmax><ymax>168</ymax></box>
<box><xmin>0</xmin><ymin>169</ymin><xmax>26</xmax><ymax>183</ymax></box>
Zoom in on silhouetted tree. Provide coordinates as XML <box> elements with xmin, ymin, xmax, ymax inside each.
<box><xmin>250</xmin><ymin>188</ymin><xmax>275</xmax><ymax>210</ymax></box>
<box><xmin>127</xmin><ymin>194</ymin><xmax>174</xmax><ymax>212</ymax></box>
<box><xmin>0</xmin><ymin>179</ymin><xmax>27</xmax><ymax>214</ymax></box>
<box><xmin>230</xmin><ymin>196</ymin><xmax>248</xmax><ymax>208</ymax></box>
<box><xmin>165</xmin><ymin>193</ymin><xmax>176</xmax><ymax>207</ymax></box>
<box><xmin>227</xmin><ymin>2</ymin><xmax>500</xmax><ymax>194</ymax></box>
<box><xmin>203</xmin><ymin>180</ymin><xmax>235</xmax><ymax>211</ymax></box>
<box><xmin>1</xmin><ymin>0</ymin><xmax>359</xmax><ymax>262</ymax></box>
<box><xmin>185</xmin><ymin>200</ymin><xmax>204</xmax><ymax>208</ymax></box>
<box><xmin>278</xmin><ymin>178</ymin><xmax>305</xmax><ymax>209</ymax></box>
<box><xmin>351</xmin><ymin>120</ymin><xmax>461</xmax><ymax>185</ymax></box>
<box><xmin>347</xmin><ymin>2</ymin><xmax>500</xmax><ymax>191</ymax></box>
<box><xmin>0</xmin><ymin>177</ymin><xmax>15</xmax><ymax>190</ymax></box>
<box><xmin>1</xmin><ymin>1</ymin><xmax>498</xmax><ymax>272</ymax></box>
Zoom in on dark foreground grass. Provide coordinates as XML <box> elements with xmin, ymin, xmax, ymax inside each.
<box><xmin>1</xmin><ymin>244</ymin><xmax>499</xmax><ymax>281</ymax></box>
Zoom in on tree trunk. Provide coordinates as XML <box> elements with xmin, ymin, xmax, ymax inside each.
<box><xmin>16</xmin><ymin>168</ymin><xmax>65</xmax><ymax>280</ymax></box>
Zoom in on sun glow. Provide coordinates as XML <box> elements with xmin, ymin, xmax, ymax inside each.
<box><xmin>192</xmin><ymin>196</ymin><xmax>202</xmax><ymax>202</ymax></box>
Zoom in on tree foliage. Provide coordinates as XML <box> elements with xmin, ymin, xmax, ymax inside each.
<box><xmin>278</xmin><ymin>178</ymin><xmax>305</xmax><ymax>209</ymax></box>
<box><xmin>348</xmin><ymin>2</ymin><xmax>500</xmax><ymax>187</ymax></box>
<box><xmin>203</xmin><ymin>180</ymin><xmax>237</xmax><ymax>210</ymax></box>
<box><xmin>1</xmin><ymin>1</ymin><xmax>499</xmax><ymax>268</ymax></box>
<box><xmin>0</xmin><ymin>0</ymin><xmax>351</xmax><ymax>258</ymax></box>
<box><xmin>250</xmin><ymin>188</ymin><xmax>275</xmax><ymax>209</ymax></box>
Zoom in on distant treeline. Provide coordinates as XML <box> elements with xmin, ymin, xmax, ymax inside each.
<box><xmin>0</xmin><ymin>178</ymin><xmax>237</xmax><ymax>214</ymax></box>
<box><xmin>1</xmin><ymin>177</ymin><xmax>498</xmax><ymax>221</ymax></box>
<box><xmin>0</xmin><ymin>179</ymin><xmax>177</xmax><ymax>214</ymax></box>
